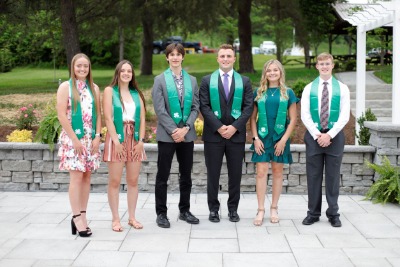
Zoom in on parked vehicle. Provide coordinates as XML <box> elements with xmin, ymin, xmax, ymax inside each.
<box><xmin>233</xmin><ymin>38</ymin><xmax>240</xmax><ymax>51</ymax></box>
<box><xmin>260</xmin><ymin>41</ymin><xmax>277</xmax><ymax>55</ymax></box>
<box><xmin>152</xmin><ymin>36</ymin><xmax>202</xmax><ymax>54</ymax></box>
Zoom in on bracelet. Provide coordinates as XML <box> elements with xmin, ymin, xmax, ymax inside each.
<box><xmin>252</xmin><ymin>136</ymin><xmax>259</xmax><ymax>141</ymax></box>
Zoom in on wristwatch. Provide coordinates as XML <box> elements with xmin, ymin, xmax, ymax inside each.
<box><xmin>252</xmin><ymin>136</ymin><xmax>259</xmax><ymax>141</ymax></box>
<box><xmin>184</xmin><ymin>124</ymin><xmax>190</xmax><ymax>130</ymax></box>
<box><xmin>95</xmin><ymin>133</ymin><xmax>102</xmax><ymax>138</ymax></box>
<box><xmin>139</xmin><ymin>138</ymin><xmax>145</xmax><ymax>143</ymax></box>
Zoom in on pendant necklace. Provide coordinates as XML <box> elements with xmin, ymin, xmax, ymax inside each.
<box><xmin>269</xmin><ymin>87</ymin><xmax>279</xmax><ymax>96</ymax></box>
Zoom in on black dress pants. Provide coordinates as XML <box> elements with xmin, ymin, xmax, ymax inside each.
<box><xmin>204</xmin><ymin>139</ymin><xmax>245</xmax><ymax>212</ymax></box>
<box><xmin>155</xmin><ymin>141</ymin><xmax>194</xmax><ymax>215</ymax></box>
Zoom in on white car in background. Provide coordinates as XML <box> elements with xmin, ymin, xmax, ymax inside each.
<box><xmin>260</xmin><ymin>41</ymin><xmax>277</xmax><ymax>55</ymax></box>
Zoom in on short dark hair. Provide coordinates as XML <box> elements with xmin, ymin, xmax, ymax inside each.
<box><xmin>165</xmin><ymin>43</ymin><xmax>185</xmax><ymax>58</ymax></box>
<box><xmin>218</xmin><ymin>44</ymin><xmax>234</xmax><ymax>53</ymax></box>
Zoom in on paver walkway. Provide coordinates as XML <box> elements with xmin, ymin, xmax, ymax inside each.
<box><xmin>0</xmin><ymin>191</ymin><xmax>399</xmax><ymax>267</ymax></box>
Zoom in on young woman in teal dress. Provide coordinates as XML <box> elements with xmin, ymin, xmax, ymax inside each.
<box><xmin>250</xmin><ymin>59</ymin><xmax>297</xmax><ymax>226</ymax></box>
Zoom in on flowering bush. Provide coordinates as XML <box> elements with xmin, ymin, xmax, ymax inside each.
<box><xmin>146</xmin><ymin>126</ymin><xmax>157</xmax><ymax>143</ymax></box>
<box><xmin>6</xmin><ymin>129</ymin><xmax>33</xmax><ymax>142</ymax></box>
<box><xmin>194</xmin><ymin>118</ymin><xmax>204</xmax><ymax>136</ymax></box>
<box><xmin>16</xmin><ymin>104</ymin><xmax>38</xmax><ymax>130</ymax></box>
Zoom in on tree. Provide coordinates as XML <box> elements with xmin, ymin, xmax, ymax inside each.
<box><xmin>237</xmin><ymin>0</ymin><xmax>254</xmax><ymax>73</ymax></box>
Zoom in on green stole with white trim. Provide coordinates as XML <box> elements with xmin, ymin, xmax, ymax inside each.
<box><xmin>209</xmin><ymin>70</ymin><xmax>243</xmax><ymax>119</ymax></box>
<box><xmin>310</xmin><ymin>77</ymin><xmax>340</xmax><ymax>130</ymax></box>
<box><xmin>112</xmin><ymin>86</ymin><xmax>141</xmax><ymax>142</ymax></box>
<box><xmin>256</xmin><ymin>87</ymin><xmax>288</xmax><ymax>138</ymax></box>
<box><xmin>164</xmin><ymin>68</ymin><xmax>193</xmax><ymax>125</ymax></box>
<box><xmin>69</xmin><ymin>79</ymin><xmax>96</xmax><ymax>140</ymax></box>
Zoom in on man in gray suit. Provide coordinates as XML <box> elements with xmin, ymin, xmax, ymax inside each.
<box><xmin>152</xmin><ymin>43</ymin><xmax>200</xmax><ymax>228</ymax></box>
<box><xmin>301</xmin><ymin>52</ymin><xmax>350</xmax><ymax>227</ymax></box>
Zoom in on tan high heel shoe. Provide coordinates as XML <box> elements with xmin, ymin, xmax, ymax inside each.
<box><xmin>270</xmin><ymin>206</ymin><xmax>279</xmax><ymax>223</ymax></box>
<box><xmin>253</xmin><ymin>208</ymin><xmax>265</xmax><ymax>226</ymax></box>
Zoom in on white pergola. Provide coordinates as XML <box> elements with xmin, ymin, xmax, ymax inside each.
<box><xmin>334</xmin><ymin>0</ymin><xmax>400</xmax><ymax>126</ymax></box>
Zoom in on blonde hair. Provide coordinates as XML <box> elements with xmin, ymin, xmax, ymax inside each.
<box><xmin>70</xmin><ymin>53</ymin><xmax>99</xmax><ymax>115</ymax></box>
<box><xmin>316</xmin><ymin>52</ymin><xmax>334</xmax><ymax>63</ymax></box>
<box><xmin>255</xmin><ymin>59</ymin><xmax>288</xmax><ymax>101</ymax></box>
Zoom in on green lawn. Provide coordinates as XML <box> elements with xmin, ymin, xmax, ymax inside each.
<box><xmin>0</xmin><ymin>54</ymin><xmax>390</xmax><ymax>96</ymax></box>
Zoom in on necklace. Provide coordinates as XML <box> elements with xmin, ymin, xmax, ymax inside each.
<box><xmin>269</xmin><ymin>88</ymin><xmax>279</xmax><ymax>96</ymax></box>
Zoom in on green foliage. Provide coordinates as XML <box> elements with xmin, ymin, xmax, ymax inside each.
<box><xmin>343</xmin><ymin>59</ymin><xmax>356</xmax><ymax>71</ymax></box>
<box><xmin>291</xmin><ymin>79</ymin><xmax>308</xmax><ymax>98</ymax></box>
<box><xmin>355</xmin><ymin>108</ymin><xmax>377</xmax><ymax>145</ymax></box>
<box><xmin>365</xmin><ymin>156</ymin><xmax>400</xmax><ymax>204</ymax></box>
<box><xmin>0</xmin><ymin>47</ymin><xmax>14</xmax><ymax>72</ymax></box>
<box><xmin>34</xmin><ymin>98</ymin><xmax>61</xmax><ymax>151</ymax></box>
<box><xmin>16</xmin><ymin>104</ymin><xmax>39</xmax><ymax>130</ymax></box>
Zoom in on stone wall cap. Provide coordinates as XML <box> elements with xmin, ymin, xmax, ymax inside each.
<box><xmin>364</xmin><ymin>121</ymin><xmax>400</xmax><ymax>131</ymax></box>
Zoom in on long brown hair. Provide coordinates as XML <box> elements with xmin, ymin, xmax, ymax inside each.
<box><xmin>108</xmin><ymin>60</ymin><xmax>146</xmax><ymax>111</ymax></box>
<box><xmin>70</xmin><ymin>53</ymin><xmax>99</xmax><ymax>115</ymax></box>
<box><xmin>255</xmin><ymin>59</ymin><xmax>288</xmax><ymax>101</ymax></box>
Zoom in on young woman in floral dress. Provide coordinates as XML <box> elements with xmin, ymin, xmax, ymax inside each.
<box><xmin>57</xmin><ymin>53</ymin><xmax>102</xmax><ymax>237</ymax></box>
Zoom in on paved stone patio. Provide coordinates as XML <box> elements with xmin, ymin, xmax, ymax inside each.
<box><xmin>0</xmin><ymin>191</ymin><xmax>399</xmax><ymax>266</ymax></box>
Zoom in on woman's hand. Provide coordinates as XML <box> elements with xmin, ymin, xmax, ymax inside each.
<box><xmin>274</xmin><ymin>139</ymin><xmax>286</xmax><ymax>156</ymax></box>
<box><xmin>114</xmin><ymin>142</ymin><xmax>125</xmax><ymax>160</ymax></box>
<box><xmin>254</xmin><ymin>139</ymin><xmax>265</xmax><ymax>156</ymax></box>
<box><xmin>72</xmin><ymin>138</ymin><xmax>86</xmax><ymax>157</ymax></box>
<box><xmin>91</xmin><ymin>137</ymin><xmax>100</xmax><ymax>154</ymax></box>
<box><xmin>133</xmin><ymin>141</ymin><xmax>144</xmax><ymax>161</ymax></box>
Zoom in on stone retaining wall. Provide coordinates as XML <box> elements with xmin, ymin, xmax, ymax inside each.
<box><xmin>0</xmin><ymin>143</ymin><xmax>376</xmax><ymax>195</ymax></box>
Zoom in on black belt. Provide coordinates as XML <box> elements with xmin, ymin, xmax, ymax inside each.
<box><xmin>320</xmin><ymin>128</ymin><xmax>330</xmax><ymax>133</ymax></box>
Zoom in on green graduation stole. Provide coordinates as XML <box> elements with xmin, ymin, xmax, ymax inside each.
<box><xmin>310</xmin><ymin>77</ymin><xmax>341</xmax><ymax>130</ymax></box>
<box><xmin>112</xmin><ymin>86</ymin><xmax>141</xmax><ymax>142</ymax></box>
<box><xmin>164</xmin><ymin>68</ymin><xmax>193</xmax><ymax>125</ymax></box>
<box><xmin>69</xmin><ymin>79</ymin><xmax>96</xmax><ymax>140</ymax></box>
<box><xmin>256</xmin><ymin>88</ymin><xmax>288</xmax><ymax>138</ymax></box>
<box><xmin>209</xmin><ymin>70</ymin><xmax>243</xmax><ymax>119</ymax></box>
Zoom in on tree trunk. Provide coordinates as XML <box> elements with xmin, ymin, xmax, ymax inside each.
<box><xmin>237</xmin><ymin>0</ymin><xmax>254</xmax><ymax>73</ymax></box>
<box><xmin>140</xmin><ymin>11</ymin><xmax>153</xmax><ymax>76</ymax></box>
<box><xmin>119</xmin><ymin>23</ymin><xmax>124</xmax><ymax>62</ymax></box>
<box><xmin>59</xmin><ymin>0</ymin><xmax>80</xmax><ymax>72</ymax></box>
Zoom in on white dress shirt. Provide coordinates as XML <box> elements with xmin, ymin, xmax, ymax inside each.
<box><xmin>301</xmin><ymin>76</ymin><xmax>350</xmax><ymax>140</ymax></box>
<box><xmin>219</xmin><ymin>69</ymin><xmax>234</xmax><ymax>91</ymax></box>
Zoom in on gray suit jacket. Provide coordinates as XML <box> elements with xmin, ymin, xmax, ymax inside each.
<box><xmin>151</xmin><ymin>71</ymin><xmax>199</xmax><ymax>142</ymax></box>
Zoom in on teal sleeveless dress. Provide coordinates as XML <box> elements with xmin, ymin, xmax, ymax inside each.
<box><xmin>250</xmin><ymin>87</ymin><xmax>297</xmax><ymax>163</ymax></box>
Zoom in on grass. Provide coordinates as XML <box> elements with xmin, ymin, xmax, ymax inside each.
<box><xmin>0</xmin><ymin>53</ymin><xmax>392</xmax><ymax>96</ymax></box>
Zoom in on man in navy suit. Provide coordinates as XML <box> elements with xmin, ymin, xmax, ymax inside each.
<box><xmin>199</xmin><ymin>44</ymin><xmax>253</xmax><ymax>223</ymax></box>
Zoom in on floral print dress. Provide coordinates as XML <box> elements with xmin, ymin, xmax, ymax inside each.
<box><xmin>58</xmin><ymin>80</ymin><xmax>101</xmax><ymax>172</ymax></box>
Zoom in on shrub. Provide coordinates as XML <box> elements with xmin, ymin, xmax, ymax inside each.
<box><xmin>194</xmin><ymin>118</ymin><xmax>204</xmax><ymax>136</ymax></box>
<box><xmin>6</xmin><ymin>129</ymin><xmax>33</xmax><ymax>142</ymax></box>
<box><xmin>291</xmin><ymin>79</ymin><xmax>308</xmax><ymax>98</ymax></box>
<box><xmin>34</xmin><ymin>98</ymin><xmax>61</xmax><ymax>151</ymax></box>
<box><xmin>343</xmin><ymin>59</ymin><xmax>356</xmax><ymax>71</ymax></box>
<box><xmin>0</xmin><ymin>47</ymin><xmax>14</xmax><ymax>73</ymax></box>
<box><xmin>355</xmin><ymin>108</ymin><xmax>377</xmax><ymax>145</ymax></box>
<box><xmin>16</xmin><ymin>104</ymin><xmax>39</xmax><ymax>130</ymax></box>
<box><xmin>365</xmin><ymin>156</ymin><xmax>400</xmax><ymax>204</ymax></box>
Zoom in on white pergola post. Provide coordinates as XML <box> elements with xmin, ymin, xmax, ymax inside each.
<box><xmin>392</xmin><ymin>0</ymin><xmax>400</xmax><ymax>124</ymax></box>
<box><xmin>356</xmin><ymin>26</ymin><xmax>366</xmax><ymax>138</ymax></box>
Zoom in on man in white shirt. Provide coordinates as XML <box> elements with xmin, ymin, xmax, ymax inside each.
<box><xmin>300</xmin><ymin>52</ymin><xmax>350</xmax><ymax>227</ymax></box>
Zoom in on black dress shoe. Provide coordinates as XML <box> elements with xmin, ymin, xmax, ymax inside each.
<box><xmin>328</xmin><ymin>217</ymin><xmax>342</xmax><ymax>227</ymax></box>
<box><xmin>209</xmin><ymin>211</ymin><xmax>220</xmax><ymax>223</ymax></box>
<box><xmin>179</xmin><ymin>211</ymin><xmax>200</xmax><ymax>224</ymax></box>
<box><xmin>302</xmin><ymin>215</ymin><xmax>320</xmax><ymax>225</ymax></box>
<box><xmin>228</xmin><ymin>211</ymin><xmax>240</xmax><ymax>222</ymax></box>
<box><xmin>156</xmin><ymin>214</ymin><xmax>170</xmax><ymax>228</ymax></box>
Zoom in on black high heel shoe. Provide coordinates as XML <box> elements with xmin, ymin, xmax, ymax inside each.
<box><xmin>71</xmin><ymin>214</ymin><xmax>92</xmax><ymax>237</ymax></box>
<box><xmin>80</xmin><ymin>211</ymin><xmax>91</xmax><ymax>232</ymax></box>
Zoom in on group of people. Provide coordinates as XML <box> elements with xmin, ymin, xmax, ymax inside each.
<box><xmin>57</xmin><ymin>43</ymin><xmax>350</xmax><ymax>237</ymax></box>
